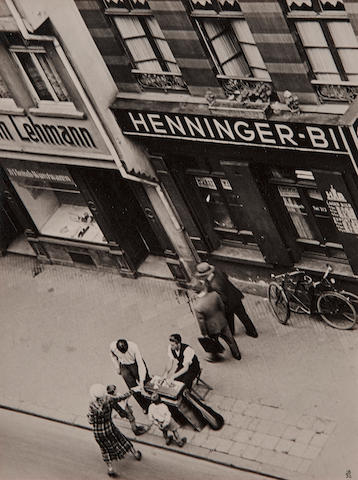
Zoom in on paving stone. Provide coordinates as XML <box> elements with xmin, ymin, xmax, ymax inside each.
<box><xmin>297</xmin><ymin>458</ymin><xmax>312</xmax><ymax>474</ymax></box>
<box><xmin>275</xmin><ymin>438</ymin><xmax>295</xmax><ymax>454</ymax></box>
<box><xmin>259</xmin><ymin>434</ymin><xmax>280</xmax><ymax>450</ymax></box>
<box><xmin>289</xmin><ymin>441</ymin><xmax>309</xmax><ymax>457</ymax></box>
<box><xmin>228</xmin><ymin>441</ymin><xmax>247</xmax><ymax>457</ymax></box>
<box><xmin>230</xmin><ymin>413</ymin><xmax>246</xmax><ymax>428</ymax></box>
<box><xmin>243</xmin><ymin>403</ymin><xmax>262</xmax><ymax>417</ymax></box>
<box><xmin>232</xmin><ymin>399</ymin><xmax>248</xmax><ymax>414</ymax></box>
<box><xmin>313</xmin><ymin>417</ymin><xmax>336</xmax><ymax>435</ymax></box>
<box><xmin>301</xmin><ymin>444</ymin><xmax>322</xmax><ymax>460</ymax></box>
<box><xmin>296</xmin><ymin>414</ymin><xmax>316</xmax><ymax>430</ymax></box>
<box><xmin>256</xmin><ymin>419</ymin><xmax>275</xmax><ymax>434</ymax></box>
<box><xmin>310</xmin><ymin>432</ymin><xmax>329</xmax><ymax>448</ymax></box>
<box><xmin>255</xmin><ymin>448</ymin><xmax>275</xmax><ymax>464</ymax></box>
<box><xmin>282</xmin><ymin>424</ymin><xmax>301</xmax><ymax>441</ymax></box>
<box><xmin>269</xmin><ymin>451</ymin><xmax>290</xmax><ymax>468</ymax></box>
<box><xmin>295</xmin><ymin>428</ymin><xmax>316</xmax><ymax>444</ymax></box>
<box><xmin>242</xmin><ymin>444</ymin><xmax>260</xmax><ymax>461</ymax></box>
<box><xmin>240</xmin><ymin>415</ymin><xmax>255</xmax><ymax>429</ymax></box>
<box><xmin>234</xmin><ymin>428</ymin><xmax>253</xmax><ymax>443</ymax></box>
<box><xmin>190</xmin><ymin>433</ymin><xmax>208</xmax><ymax>447</ymax></box>
<box><xmin>259</xmin><ymin>405</ymin><xmax>280</xmax><ymax>420</ymax></box>
<box><xmin>246</xmin><ymin>417</ymin><xmax>261</xmax><ymax>431</ymax></box>
<box><xmin>268</xmin><ymin>422</ymin><xmax>287</xmax><ymax>437</ymax></box>
<box><xmin>284</xmin><ymin>454</ymin><xmax>305</xmax><ymax>472</ymax></box>
<box><xmin>215</xmin><ymin>438</ymin><xmax>234</xmax><ymax>453</ymax></box>
<box><xmin>283</xmin><ymin>411</ymin><xmax>303</xmax><ymax>426</ymax></box>
<box><xmin>268</xmin><ymin>408</ymin><xmax>287</xmax><ymax>422</ymax></box>
<box><xmin>219</xmin><ymin>396</ymin><xmax>237</xmax><ymax>411</ymax></box>
<box><xmin>248</xmin><ymin>431</ymin><xmax>266</xmax><ymax>446</ymax></box>
<box><xmin>216</xmin><ymin>425</ymin><xmax>237</xmax><ymax>440</ymax></box>
<box><xmin>200</xmin><ymin>436</ymin><xmax>219</xmax><ymax>451</ymax></box>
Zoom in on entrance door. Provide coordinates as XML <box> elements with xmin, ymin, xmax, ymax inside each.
<box><xmin>0</xmin><ymin>170</ymin><xmax>23</xmax><ymax>252</ymax></box>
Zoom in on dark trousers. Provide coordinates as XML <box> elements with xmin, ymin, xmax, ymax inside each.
<box><xmin>119</xmin><ymin>362</ymin><xmax>151</xmax><ymax>410</ymax></box>
<box><xmin>176</xmin><ymin>364</ymin><xmax>201</xmax><ymax>390</ymax></box>
<box><xmin>227</xmin><ymin>301</ymin><xmax>256</xmax><ymax>335</ymax></box>
<box><xmin>211</xmin><ymin>325</ymin><xmax>241</xmax><ymax>359</ymax></box>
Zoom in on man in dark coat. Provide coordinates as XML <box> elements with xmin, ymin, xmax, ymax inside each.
<box><xmin>195</xmin><ymin>262</ymin><xmax>258</xmax><ymax>338</ymax></box>
<box><xmin>193</xmin><ymin>279</ymin><xmax>241</xmax><ymax>361</ymax></box>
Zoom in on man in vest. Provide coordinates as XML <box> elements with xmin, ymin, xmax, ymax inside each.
<box><xmin>109</xmin><ymin>338</ymin><xmax>151</xmax><ymax>413</ymax></box>
<box><xmin>162</xmin><ymin>334</ymin><xmax>201</xmax><ymax>390</ymax></box>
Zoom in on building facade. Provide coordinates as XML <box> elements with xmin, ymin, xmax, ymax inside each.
<box><xmin>74</xmin><ymin>0</ymin><xmax>358</xmax><ymax>285</ymax></box>
<box><xmin>0</xmin><ymin>0</ymin><xmax>194</xmax><ymax>281</ymax></box>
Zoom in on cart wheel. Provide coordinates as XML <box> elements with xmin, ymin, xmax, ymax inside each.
<box><xmin>268</xmin><ymin>282</ymin><xmax>290</xmax><ymax>325</ymax></box>
<box><xmin>317</xmin><ymin>292</ymin><xmax>356</xmax><ymax>330</ymax></box>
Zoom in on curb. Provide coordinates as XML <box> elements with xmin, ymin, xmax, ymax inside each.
<box><xmin>1</xmin><ymin>404</ymin><xmax>290</xmax><ymax>480</ymax></box>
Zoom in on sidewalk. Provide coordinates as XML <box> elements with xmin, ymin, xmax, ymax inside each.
<box><xmin>1</xmin><ymin>254</ymin><xmax>357</xmax><ymax>480</ymax></box>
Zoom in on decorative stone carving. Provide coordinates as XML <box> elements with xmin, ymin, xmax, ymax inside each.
<box><xmin>283</xmin><ymin>90</ymin><xmax>300</xmax><ymax>114</ymax></box>
<box><xmin>314</xmin><ymin>83</ymin><xmax>358</xmax><ymax>103</ymax></box>
<box><xmin>132</xmin><ymin>71</ymin><xmax>188</xmax><ymax>92</ymax></box>
<box><xmin>218</xmin><ymin>76</ymin><xmax>274</xmax><ymax>105</ymax></box>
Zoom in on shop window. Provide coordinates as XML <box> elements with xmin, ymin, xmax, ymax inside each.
<box><xmin>10</xmin><ymin>47</ymin><xmax>71</xmax><ymax>103</ymax></box>
<box><xmin>4</xmin><ymin>162</ymin><xmax>107</xmax><ymax>245</ymax></box>
<box><xmin>271</xmin><ymin>168</ymin><xmax>342</xmax><ymax>253</ymax></box>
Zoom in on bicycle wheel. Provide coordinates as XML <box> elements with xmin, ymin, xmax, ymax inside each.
<box><xmin>317</xmin><ymin>292</ymin><xmax>356</xmax><ymax>330</ymax></box>
<box><xmin>268</xmin><ymin>282</ymin><xmax>290</xmax><ymax>324</ymax></box>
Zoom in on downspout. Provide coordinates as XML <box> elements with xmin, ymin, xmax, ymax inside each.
<box><xmin>5</xmin><ymin>0</ymin><xmax>186</xmax><ymax>236</ymax></box>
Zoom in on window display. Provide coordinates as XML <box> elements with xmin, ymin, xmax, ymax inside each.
<box><xmin>4</xmin><ymin>161</ymin><xmax>107</xmax><ymax>244</ymax></box>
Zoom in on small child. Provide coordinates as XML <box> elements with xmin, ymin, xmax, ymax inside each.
<box><xmin>148</xmin><ymin>393</ymin><xmax>187</xmax><ymax>447</ymax></box>
<box><xmin>106</xmin><ymin>384</ymin><xmax>148</xmax><ymax>436</ymax></box>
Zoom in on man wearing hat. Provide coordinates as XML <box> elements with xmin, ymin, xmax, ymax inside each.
<box><xmin>195</xmin><ymin>262</ymin><xmax>258</xmax><ymax>338</ymax></box>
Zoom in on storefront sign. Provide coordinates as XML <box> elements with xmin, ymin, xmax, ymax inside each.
<box><xmin>195</xmin><ymin>176</ymin><xmax>217</xmax><ymax>189</ymax></box>
<box><xmin>325</xmin><ymin>185</ymin><xmax>358</xmax><ymax>234</ymax></box>
<box><xmin>0</xmin><ymin>113</ymin><xmax>110</xmax><ymax>157</ymax></box>
<box><xmin>117</xmin><ymin>110</ymin><xmax>348</xmax><ymax>154</ymax></box>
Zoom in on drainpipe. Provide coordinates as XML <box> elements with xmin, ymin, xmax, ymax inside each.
<box><xmin>6</xmin><ymin>0</ymin><xmax>189</xmax><ymax>242</ymax></box>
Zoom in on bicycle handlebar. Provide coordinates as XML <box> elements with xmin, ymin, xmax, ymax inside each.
<box><xmin>323</xmin><ymin>264</ymin><xmax>333</xmax><ymax>280</ymax></box>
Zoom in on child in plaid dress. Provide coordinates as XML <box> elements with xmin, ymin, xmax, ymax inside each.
<box><xmin>148</xmin><ymin>393</ymin><xmax>187</xmax><ymax>447</ymax></box>
<box><xmin>88</xmin><ymin>384</ymin><xmax>142</xmax><ymax>477</ymax></box>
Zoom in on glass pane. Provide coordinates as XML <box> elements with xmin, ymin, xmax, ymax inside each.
<box><xmin>278</xmin><ymin>186</ymin><xmax>315</xmax><ymax>240</ymax></box>
<box><xmin>15</xmin><ymin>52</ymin><xmax>52</xmax><ymax>100</ymax></box>
<box><xmin>338</xmin><ymin>49</ymin><xmax>358</xmax><ymax>74</ymax></box>
<box><xmin>0</xmin><ymin>75</ymin><xmax>11</xmax><ymax>98</ymax></box>
<box><xmin>241</xmin><ymin>44</ymin><xmax>267</xmax><ymax>70</ymax></box>
<box><xmin>202</xmin><ymin>19</ymin><xmax>225</xmax><ymax>40</ymax></box>
<box><xmin>36</xmin><ymin>53</ymin><xmax>70</xmax><ymax>102</ymax></box>
<box><xmin>7</xmin><ymin>163</ymin><xmax>107</xmax><ymax>244</ymax></box>
<box><xmin>306</xmin><ymin>47</ymin><xmax>338</xmax><ymax>74</ymax></box>
<box><xmin>296</xmin><ymin>21</ymin><xmax>327</xmax><ymax>47</ymax></box>
<box><xmin>206</xmin><ymin>193</ymin><xmax>235</xmax><ymax>229</ymax></box>
<box><xmin>328</xmin><ymin>21</ymin><xmax>358</xmax><ymax>48</ymax></box>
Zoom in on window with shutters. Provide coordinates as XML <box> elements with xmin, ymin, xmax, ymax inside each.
<box><xmin>103</xmin><ymin>0</ymin><xmax>186</xmax><ymax>90</ymax></box>
<box><xmin>285</xmin><ymin>0</ymin><xmax>358</xmax><ymax>102</ymax></box>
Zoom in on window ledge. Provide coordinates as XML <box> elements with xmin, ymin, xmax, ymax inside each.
<box><xmin>0</xmin><ymin>98</ymin><xmax>24</xmax><ymax>115</ymax></box>
<box><xmin>29</xmin><ymin>103</ymin><xmax>85</xmax><ymax>120</ymax></box>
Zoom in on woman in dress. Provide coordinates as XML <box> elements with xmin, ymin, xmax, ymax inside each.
<box><xmin>88</xmin><ymin>384</ymin><xmax>142</xmax><ymax>477</ymax></box>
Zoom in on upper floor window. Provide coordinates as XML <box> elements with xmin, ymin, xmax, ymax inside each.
<box><xmin>11</xmin><ymin>46</ymin><xmax>71</xmax><ymax>103</ymax></box>
<box><xmin>199</xmin><ymin>18</ymin><xmax>270</xmax><ymax>79</ymax></box>
<box><xmin>286</xmin><ymin>0</ymin><xmax>358</xmax><ymax>83</ymax></box>
<box><xmin>190</xmin><ymin>0</ymin><xmax>241</xmax><ymax>11</ymax></box>
<box><xmin>103</xmin><ymin>0</ymin><xmax>180</xmax><ymax>74</ymax></box>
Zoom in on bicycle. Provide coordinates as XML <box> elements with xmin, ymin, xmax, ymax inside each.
<box><xmin>268</xmin><ymin>265</ymin><xmax>357</xmax><ymax>330</ymax></box>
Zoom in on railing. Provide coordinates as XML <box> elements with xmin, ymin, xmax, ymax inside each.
<box><xmin>216</xmin><ymin>75</ymin><xmax>275</xmax><ymax>104</ymax></box>
<box><xmin>131</xmin><ymin>70</ymin><xmax>188</xmax><ymax>92</ymax></box>
<box><xmin>311</xmin><ymin>80</ymin><xmax>358</xmax><ymax>103</ymax></box>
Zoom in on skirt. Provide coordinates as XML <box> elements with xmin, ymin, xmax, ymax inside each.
<box><xmin>93</xmin><ymin>420</ymin><xmax>133</xmax><ymax>463</ymax></box>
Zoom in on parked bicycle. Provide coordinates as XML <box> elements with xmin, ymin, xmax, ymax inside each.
<box><xmin>268</xmin><ymin>265</ymin><xmax>357</xmax><ymax>330</ymax></box>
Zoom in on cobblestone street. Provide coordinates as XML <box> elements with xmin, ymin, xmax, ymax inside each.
<box><xmin>1</xmin><ymin>254</ymin><xmax>357</xmax><ymax>480</ymax></box>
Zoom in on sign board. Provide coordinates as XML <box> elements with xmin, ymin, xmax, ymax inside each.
<box><xmin>0</xmin><ymin>113</ymin><xmax>110</xmax><ymax>158</ymax></box>
<box><xmin>325</xmin><ymin>185</ymin><xmax>358</xmax><ymax>234</ymax></box>
<box><xmin>116</xmin><ymin>110</ymin><xmax>349</xmax><ymax>154</ymax></box>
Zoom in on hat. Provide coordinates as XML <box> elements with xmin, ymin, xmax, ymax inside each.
<box><xmin>89</xmin><ymin>384</ymin><xmax>107</xmax><ymax>400</ymax></box>
<box><xmin>195</xmin><ymin>262</ymin><xmax>215</xmax><ymax>278</ymax></box>
<box><xmin>106</xmin><ymin>384</ymin><xmax>117</xmax><ymax>395</ymax></box>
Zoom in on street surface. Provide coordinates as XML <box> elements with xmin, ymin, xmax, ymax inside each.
<box><xmin>0</xmin><ymin>409</ymin><xmax>274</xmax><ymax>480</ymax></box>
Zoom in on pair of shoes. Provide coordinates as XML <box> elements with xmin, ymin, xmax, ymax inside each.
<box><xmin>246</xmin><ymin>328</ymin><xmax>258</xmax><ymax>338</ymax></box>
<box><xmin>177</xmin><ymin>437</ymin><xmax>187</xmax><ymax>447</ymax></box>
<box><xmin>107</xmin><ymin>469</ymin><xmax>117</xmax><ymax>477</ymax></box>
<box><xmin>134</xmin><ymin>450</ymin><xmax>142</xmax><ymax>461</ymax></box>
<box><xmin>232</xmin><ymin>353</ymin><xmax>241</xmax><ymax>360</ymax></box>
<box><xmin>142</xmin><ymin>407</ymin><xmax>149</xmax><ymax>415</ymax></box>
<box><xmin>165</xmin><ymin>436</ymin><xmax>173</xmax><ymax>446</ymax></box>
<box><xmin>206</xmin><ymin>356</ymin><xmax>221</xmax><ymax>363</ymax></box>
